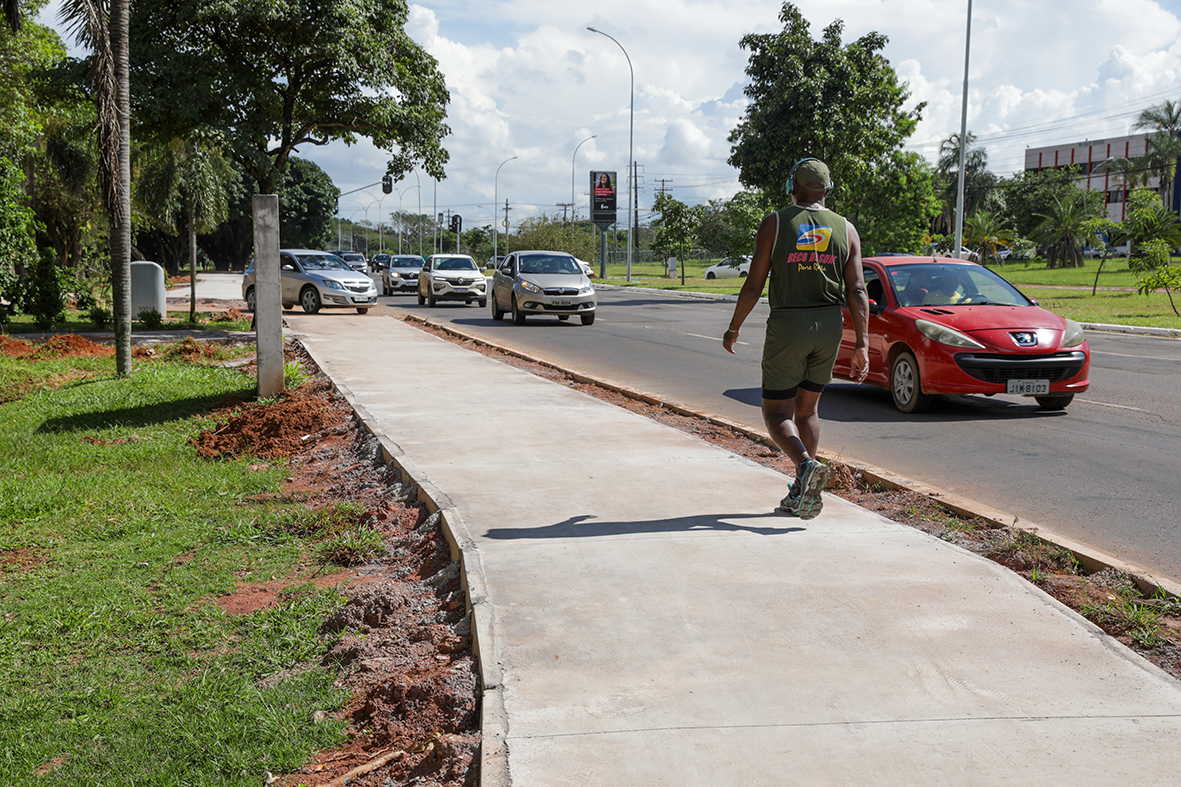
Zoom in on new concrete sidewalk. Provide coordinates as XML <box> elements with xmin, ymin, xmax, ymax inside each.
<box><xmin>288</xmin><ymin>313</ymin><xmax>1181</xmax><ymax>786</ymax></box>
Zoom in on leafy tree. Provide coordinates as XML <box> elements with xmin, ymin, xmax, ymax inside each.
<box><xmin>1081</xmin><ymin>216</ymin><xmax>1122</xmax><ymax>295</ymax></box>
<box><xmin>848</xmin><ymin>150</ymin><xmax>938</xmax><ymax>255</ymax></box>
<box><xmin>0</xmin><ymin>156</ymin><xmax>37</xmax><ymax>322</ymax></box>
<box><xmin>129</xmin><ymin>0</ymin><xmax>451</xmax><ymax>194</ymax></box>
<box><xmin>136</xmin><ymin>138</ymin><xmax>234</xmax><ymax>320</ymax></box>
<box><xmin>1133</xmin><ymin>239</ymin><xmax>1180</xmax><ymax>316</ymax></box>
<box><xmin>728</xmin><ymin>2</ymin><xmax>922</xmax><ymax>218</ymax></box>
<box><xmin>651</xmin><ymin>193</ymin><xmax>705</xmax><ymax>283</ymax></box>
<box><xmin>1092</xmin><ymin>156</ymin><xmax>1149</xmax><ymax>193</ymax></box>
<box><xmin>507</xmin><ymin>215</ymin><xmax>595</xmax><ymax>261</ymax></box>
<box><xmin>963</xmin><ymin>210</ymin><xmax>1015</xmax><ymax>265</ymax></box>
<box><xmin>1122</xmin><ymin>187</ymin><xmax>1181</xmax><ymax>251</ymax></box>
<box><xmin>1000</xmin><ymin>167</ymin><xmax>1103</xmax><ymax>241</ymax></box>
<box><xmin>1031</xmin><ymin>193</ymin><xmax>1100</xmax><ymax>268</ymax></box>
<box><xmin>697</xmin><ymin>191</ymin><xmax>773</xmax><ymax>257</ymax></box>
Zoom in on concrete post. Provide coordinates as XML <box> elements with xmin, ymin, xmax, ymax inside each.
<box><xmin>253</xmin><ymin>195</ymin><xmax>284</xmax><ymax>397</ymax></box>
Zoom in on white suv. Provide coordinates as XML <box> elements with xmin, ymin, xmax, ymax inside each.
<box><xmin>417</xmin><ymin>255</ymin><xmax>487</xmax><ymax>307</ymax></box>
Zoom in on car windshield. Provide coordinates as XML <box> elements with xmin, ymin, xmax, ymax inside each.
<box><xmin>888</xmin><ymin>263</ymin><xmax>1031</xmax><ymax>308</ymax></box>
<box><xmin>296</xmin><ymin>253</ymin><xmax>351</xmax><ymax>271</ymax></box>
<box><xmin>435</xmin><ymin>258</ymin><xmax>478</xmax><ymax>271</ymax></box>
<box><xmin>518</xmin><ymin>255</ymin><xmax>581</xmax><ymax>275</ymax></box>
<box><xmin>392</xmin><ymin>257</ymin><xmax>423</xmax><ymax>268</ymax></box>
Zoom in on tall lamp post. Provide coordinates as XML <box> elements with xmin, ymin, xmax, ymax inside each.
<box><xmin>493</xmin><ymin>155</ymin><xmax>517</xmax><ymax>262</ymax></box>
<box><xmin>954</xmin><ymin>0</ymin><xmax>973</xmax><ymax>258</ymax></box>
<box><xmin>351</xmin><ymin>199</ymin><xmax>373</xmax><ymax>256</ymax></box>
<box><xmin>587</xmin><ymin>26</ymin><xmax>633</xmax><ymax>282</ymax></box>
<box><xmin>572</xmin><ymin>135</ymin><xmax>597</xmax><ymax>221</ymax></box>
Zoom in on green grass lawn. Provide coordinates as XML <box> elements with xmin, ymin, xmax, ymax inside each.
<box><xmin>0</xmin><ymin>350</ymin><xmax>351</xmax><ymax>785</ymax></box>
<box><xmin>2</xmin><ymin>311</ymin><xmax>253</xmax><ymax>335</ymax></box>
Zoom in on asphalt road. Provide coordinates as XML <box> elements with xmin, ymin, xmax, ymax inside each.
<box><xmin>375</xmin><ymin>283</ymin><xmax>1181</xmax><ymax>585</ymax></box>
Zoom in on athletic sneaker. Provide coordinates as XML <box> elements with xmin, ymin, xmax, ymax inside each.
<box><xmin>794</xmin><ymin>458</ymin><xmax>829</xmax><ymax>520</ymax></box>
<box><xmin>777</xmin><ymin>476</ymin><xmax>803</xmax><ymax>515</ymax></box>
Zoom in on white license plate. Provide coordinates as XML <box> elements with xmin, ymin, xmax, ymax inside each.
<box><xmin>551</xmin><ymin>299</ymin><xmax>572</xmax><ymax>306</ymax></box>
<box><xmin>1007</xmin><ymin>379</ymin><xmax>1050</xmax><ymax>395</ymax></box>
<box><xmin>453</xmin><ymin>287</ymin><xmax>468</xmax><ymax>292</ymax></box>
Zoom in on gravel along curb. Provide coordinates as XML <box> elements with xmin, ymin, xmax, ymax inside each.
<box><xmin>400</xmin><ymin>312</ymin><xmax>1181</xmax><ymax>603</ymax></box>
<box><xmin>290</xmin><ymin>332</ymin><xmax>512</xmax><ymax>787</ymax></box>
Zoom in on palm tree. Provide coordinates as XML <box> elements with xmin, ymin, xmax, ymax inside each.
<box><xmin>934</xmin><ymin>132</ymin><xmax>995</xmax><ymax>236</ymax></box>
<box><xmin>963</xmin><ymin>210</ymin><xmax>1016</xmax><ymax>266</ymax></box>
<box><xmin>1143</xmin><ymin>131</ymin><xmax>1181</xmax><ymax>212</ymax></box>
<box><xmin>4</xmin><ymin>0</ymin><xmax>19</xmax><ymax>32</ymax></box>
<box><xmin>1031</xmin><ymin>194</ymin><xmax>1098</xmax><ymax>269</ymax></box>
<box><xmin>61</xmin><ymin>0</ymin><xmax>132</xmax><ymax>375</ymax></box>
<box><xmin>136</xmin><ymin>140</ymin><xmax>234</xmax><ymax>322</ymax></box>
<box><xmin>1134</xmin><ymin>100</ymin><xmax>1181</xmax><ymax>216</ymax></box>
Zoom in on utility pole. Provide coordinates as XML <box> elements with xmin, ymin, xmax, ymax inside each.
<box><xmin>656</xmin><ymin>178</ymin><xmax>673</xmax><ymax>196</ymax></box>
<box><xmin>634</xmin><ymin>162</ymin><xmax>643</xmax><ymax>257</ymax></box>
<box><xmin>557</xmin><ymin>202</ymin><xmax>573</xmax><ymax>223</ymax></box>
<box><xmin>502</xmin><ymin>199</ymin><xmax>512</xmax><ymax>246</ymax></box>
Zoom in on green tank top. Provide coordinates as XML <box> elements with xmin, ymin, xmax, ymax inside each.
<box><xmin>767</xmin><ymin>205</ymin><xmax>849</xmax><ymax>310</ymax></box>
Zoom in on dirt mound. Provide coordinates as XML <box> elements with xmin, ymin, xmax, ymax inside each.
<box><xmin>191</xmin><ymin>384</ymin><xmax>351</xmax><ymax>459</ymax></box>
<box><xmin>1</xmin><ymin>334</ymin><xmax>117</xmax><ymax>359</ymax></box>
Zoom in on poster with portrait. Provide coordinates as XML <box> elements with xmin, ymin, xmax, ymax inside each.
<box><xmin>591</xmin><ymin>171</ymin><xmax>617</xmax><ymax>224</ymax></box>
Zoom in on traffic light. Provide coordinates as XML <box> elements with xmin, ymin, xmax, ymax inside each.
<box><xmin>381</xmin><ymin>174</ymin><xmax>392</xmax><ymax>194</ymax></box>
<box><xmin>450</xmin><ymin>215</ymin><xmax>462</xmax><ymax>234</ymax></box>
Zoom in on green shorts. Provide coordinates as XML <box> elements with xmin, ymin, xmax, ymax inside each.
<box><xmin>761</xmin><ymin>306</ymin><xmax>844</xmax><ymax>396</ymax></box>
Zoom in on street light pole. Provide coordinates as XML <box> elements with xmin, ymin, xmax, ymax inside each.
<box><xmin>954</xmin><ymin>0</ymin><xmax>972</xmax><ymax>259</ymax></box>
<box><xmin>351</xmin><ymin>198</ymin><xmax>373</xmax><ymax>256</ymax></box>
<box><xmin>493</xmin><ymin>156</ymin><xmax>517</xmax><ymax>262</ymax></box>
<box><xmin>397</xmin><ymin>185</ymin><xmax>420</xmax><ymax>253</ymax></box>
<box><xmin>572</xmin><ymin>135</ymin><xmax>597</xmax><ymax>221</ymax></box>
<box><xmin>587</xmin><ymin>26</ymin><xmax>633</xmax><ymax>282</ymax></box>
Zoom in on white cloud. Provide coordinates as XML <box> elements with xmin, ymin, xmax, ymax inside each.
<box><xmin>36</xmin><ymin>0</ymin><xmax>1181</xmax><ymax>227</ymax></box>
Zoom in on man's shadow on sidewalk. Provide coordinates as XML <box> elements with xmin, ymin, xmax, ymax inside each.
<box><xmin>484</xmin><ymin>512</ymin><xmax>805</xmax><ymax>540</ymax></box>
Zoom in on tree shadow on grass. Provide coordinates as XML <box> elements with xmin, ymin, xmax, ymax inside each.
<box><xmin>35</xmin><ymin>382</ymin><xmax>257</xmax><ymax>434</ymax></box>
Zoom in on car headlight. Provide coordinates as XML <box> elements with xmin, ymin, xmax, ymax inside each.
<box><xmin>915</xmin><ymin>318</ymin><xmax>985</xmax><ymax>349</ymax></box>
<box><xmin>1061</xmin><ymin>318</ymin><xmax>1085</xmax><ymax>348</ymax></box>
<box><xmin>520</xmin><ymin>280</ymin><xmax>543</xmax><ymax>294</ymax></box>
<box><xmin>324</xmin><ymin>280</ymin><xmax>344</xmax><ymax>290</ymax></box>
<box><xmin>578</xmin><ymin>284</ymin><xmax>594</xmax><ymax>295</ymax></box>
<box><xmin>391</xmin><ymin>272</ymin><xmax>401</xmax><ymax>279</ymax></box>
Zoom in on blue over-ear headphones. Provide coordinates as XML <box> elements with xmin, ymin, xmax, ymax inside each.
<box><xmin>786</xmin><ymin>157</ymin><xmax>834</xmax><ymax>197</ymax></box>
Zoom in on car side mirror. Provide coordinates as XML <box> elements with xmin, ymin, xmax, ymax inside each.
<box><xmin>281</xmin><ymin>263</ymin><xmax>295</xmax><ymax>271</ymax></box>
<box><xmin>869</xmin><ymin>299</ymin><xmax>884</xmax><ymax>315</ymax></box>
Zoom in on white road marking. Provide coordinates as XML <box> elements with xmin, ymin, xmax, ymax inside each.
<box><xmin>1092</xmin><ymin>350</ymin><xmax>1178</xmax><ymax>361</ymax></box>
<box><xmin>1076</xmin><ymin>399</ymin><xmax>1143</xmax><ymax>412</ymax></box>
<box><xmin>687</xmin><ymin>332</ymin><xmax>750</xmax><ymax>346</ymax></box>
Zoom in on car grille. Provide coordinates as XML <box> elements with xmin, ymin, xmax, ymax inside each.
<box><xmin>543</xmin><ymin>287</ymin><xmax>581</xmax><ymax>296</ymax></box>
<box><xmin>346</xmin><ymin>283</ymin><xmax>371</xmax><ymax>293</ymax></box>
<box><xmin>451</xmin><ymin>277</ymin><xmax>479</xmax><ymax>286</ymax></box>
<box><xmin>954</xmin><ymin>352</ymin><xmax>1086</xmax><ymax>384</ymax></box>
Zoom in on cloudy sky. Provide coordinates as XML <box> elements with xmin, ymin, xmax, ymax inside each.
<box><xmin>39</xmin><ymin>0</ymin><xmax>1181</xmax><ymax>232</ymax></box>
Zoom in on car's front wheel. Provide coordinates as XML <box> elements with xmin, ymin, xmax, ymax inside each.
<box><xmin>890</xmin><ymin>351</ymin><xmax>931</xmax><ymax>413</ymax></box>
<box><xmin>511</xmin><ymin>294</ymin><xmax>526</xmax><ymax>325</ymax></box>
<box><xmin>300</xmin><ymin>286</ymin><xmax>322</xmax><ymax>314</ymax></box>
<box><xmin>244</xmin><ymin>286</ymin><xmax>256</xmax><ymax>312</ymax></box>
<box><xmin>580</xmin><ymin>313</ymin><xmax>595</xmax><ymax>326</ymax></box>
<box><xmin>478</xmin><ymin>298</ymin><xmax>487</xmax><ymax>308</ymax></box>
<box><xmin>1035</xmin><ymin>394</ymin><xmax>1074</xmax><ymax>410</ymax></box>
<box><xmin>417</xmin><ymin>290</ymin><xmax>425</xmax><ymax>306</ymax></box>
<box><xmin>706</xmin><ymin>272</ymin><xmax>716</xmax><ymax>280</ymax></box>
<box><xmin>427</xmin><ymin>293</ymin><xmax>436</xmax><ymax>307</ymax></box>
<box><xmin>491</xmin><ymin>292</ymin><xmax>505</xmax><ymax>321</ymax></box>
<box><xmin>356</xmin><ymin>307</ymin><xmax>369</xmax><ymax>314</ymax></box>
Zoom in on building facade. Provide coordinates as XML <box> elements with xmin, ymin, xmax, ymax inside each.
<box><xmin>1023</xmin><ymin>133</ymin><xmax>1180</xmax><ymax>221</ymax></box>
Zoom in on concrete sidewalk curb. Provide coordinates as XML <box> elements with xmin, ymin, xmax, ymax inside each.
<box><xmin>399</xmin><ymin>312</ymin><xmax>1181</xmax><ymax>602</ymax></box>
<box><xmin>292</xmin><ymin>331</ymin><xmax>512</xmax><ymax>787</ymax></box>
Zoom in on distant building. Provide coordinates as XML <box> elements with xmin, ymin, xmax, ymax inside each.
<box><xmin>1024</xmin><ymin>133</ymin><xmax>1180</xmax><ymax>221</ymax></box>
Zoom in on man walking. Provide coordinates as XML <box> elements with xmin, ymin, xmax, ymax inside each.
<box><xmin>722</xmin><ymin>158</ymin><xmax>869</xmax><ymax>518</ymax></box>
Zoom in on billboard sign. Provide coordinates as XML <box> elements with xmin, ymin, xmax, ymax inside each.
<box><xmin>591</xmin><ymin>171</ymin><xmax>617</xmax><ymax>224</ymax></box>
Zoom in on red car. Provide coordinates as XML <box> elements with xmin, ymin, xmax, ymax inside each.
<box><xmin>832</xmin><ymin>256</ymin><xmax>1090</xmax><ymax>413</ymax></box>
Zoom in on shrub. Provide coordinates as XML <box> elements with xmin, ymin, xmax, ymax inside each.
<box><xmin>137</xmin><ymin>308</ymin><xmax>164</xmax><ymax>329</ymax></box>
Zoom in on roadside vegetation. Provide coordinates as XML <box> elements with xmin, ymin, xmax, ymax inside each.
<box><xmin>0</xmin><ymin>341</ymin><xmax>354</xmax><ymax>784</ymax></box>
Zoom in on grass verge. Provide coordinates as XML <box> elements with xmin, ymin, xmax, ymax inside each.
<box><xmin>0</xmin><ymin>345</ymin><xmax>353</xmax><ymax>785</ymax></box>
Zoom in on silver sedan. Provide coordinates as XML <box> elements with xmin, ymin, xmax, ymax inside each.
<box><xmin>490</xmin><ymin>251</ymin><xmax>597</xmax><ymax>325</ymax></box>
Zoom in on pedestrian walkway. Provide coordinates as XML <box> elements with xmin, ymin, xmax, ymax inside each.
<box><xmin>285</xmin><ymin>312</ymin><xmax>1181</xmax><ymax>786</ymax></box>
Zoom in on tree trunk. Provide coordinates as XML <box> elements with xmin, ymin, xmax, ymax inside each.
<box><xmin>189</xmin><ymin>209</ymin><xmax>197</xmax><ymax>323</ymax></box>
<box><xmin>111</xmin><ymin>0</ymin><xmax>132</xmax><ymax>375</ymax></box>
